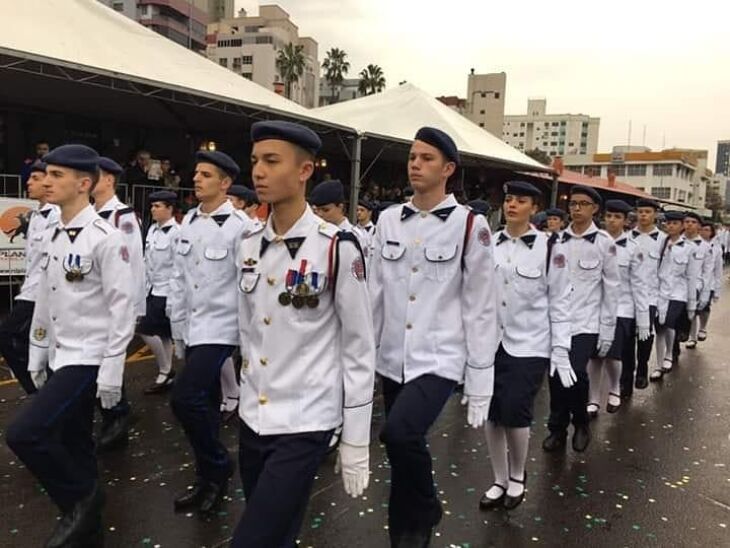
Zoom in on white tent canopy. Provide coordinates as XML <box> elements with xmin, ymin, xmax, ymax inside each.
<box><xmin>0</xmin><ymin>0</ymin><xmax>336</xmax><ymax>126</ymax></box>
<box><xmin>315</xmin><ymin>83</ymin><xmax>551</xmax><ymax>173</ymax></box>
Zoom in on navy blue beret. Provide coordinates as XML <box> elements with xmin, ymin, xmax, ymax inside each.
<box><xmin>358</xmin><ymin>199</ymin><xmax>374</xmax><ymax>211</ymax></box>
<box><xmin>227</xmin><ymin>185</ymin><xmax>248</xmax><ymax>199</ymax></box>
<box><xmin>148</xmin><ymin>190</ymin><xmax>177</xmax><ymax>204</ymax></box>
<box><xmin>636</xmin><ymin>198</ymin><xmax>660</xmax><ymax>210</ymax></box>
<box><xmin>684</xmin><ymin>211</ymin><xmax>701</xmax><ymax>222</ymax></box>
<box><xmin>545</xmin><ymin>207</ymin><xmax>565</xmax><ymax>218</ymax></box>
<box><xmin>195</xmin><ymin>151</ymin><xmax>240</xmax><ymax>180</ymax></box>
<box><xmin>414</xmin><ymin>127</ymin><xmax>459</xmax><ymax>165</ymax></box>
<box><xmin>29</xmin><ymin>159</ymin><xmax>46</xmax><ymax>174</ymax></box>
<box><xmin>99</xmin><ymin>157</ymin><xmax>123</xmax><ymax>175</ymax></box>
<box><xmin>251</xmin><ymin>120</ymin><xmax>322</xmax><ymax>156</ymax></box>
<box><xmin>243</xmin><ymin>187</ymin><xmax>260</xmax><ymax>204</ymax></box>
<box><xmin>664</xmin><ymin>211</ymin><xmax>685</xmax><ymax>221</ymax></box>
<box><xmin>532</xmin><ymin>211</ymin><xmax>548</xmax><ymax>228</ymax></box>
<box><xmin>700</xmin><ymin>219</ymin><xmax>713</xmax><ymax>227</ymax></box>
<box><xmin>570</xmin><ymin>185</ymin><xmax>602</xmax><ymax>205</ymax></box>
<box><xmin>468</xmin><ymin>199</ymin><xmax>490</xmax><ymax>215</ymax></box>
<box><xmin>503</xmin><ymin>180</ymin><xmax>541</xmax><ymax>197</ymax></box>
<box><xmin>310</xmin><ymin>180</ymin><xmax>345</xmax><ymax>206</ymax></box>
<box><xmin>605</xmin><ymin>199</ymin><xmax>633</xmax><ymax>214</ymax></box>
<box><xmin>43</xmin><ymin>144</ymin><xmax>99</xmax><ymax>173</ymax></box>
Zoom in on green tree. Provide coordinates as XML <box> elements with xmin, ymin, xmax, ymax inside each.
<box><xmin>276</xmin><ymin>42</ymin><xmax>305</xmax><ymax>99</ymax></box>
<box><xmin>525</xmin><ymin>148</ymin><xmax>552</xmax><ymax>166</ymax></box>
<box><xmin>358</xmin><ymin>64</ymin><xmax>386</xmax><ymax>95</ymax></box>
<box><xmin>322</xmin><ymin>48</ymin><xmax>350</xmax><ymax>104</ymax></box>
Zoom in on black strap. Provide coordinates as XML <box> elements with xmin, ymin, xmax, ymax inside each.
<box><xmin>331</xmin><ymin>231</ymin><xmax>366</xmax><ymax>297</ymax></box>
<box><xmin>461</xmin><ymin>211</ymin><xmax>475</xmax><ymax>271</ymax></box>
<box><xmin>545</xmin><ymin>232</ymin><xmax>558</xmax><ymax>275</ymax></box>
<box><xmin>658</xmin><ymin>235</ymin><xmax>670</xmax><ymax>266</ymax></box>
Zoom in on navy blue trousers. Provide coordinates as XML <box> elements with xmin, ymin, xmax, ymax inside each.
<box><xmin>6</xmin><ymin>365</ymin><xmax>99</xmax><ymax>512</ymax></box>
<box><xmin>231</xmin><ymin>421</ymin><xmax>333</xmax><ymax>547</ymax></box>
<box><xmin>171</xmin><ymin>344</ymin><xmax>234</xmax><ymax>484</ymax></box>
<box><xmin>380</xmin><ymin>374</ymin><xmax>456</xmax><ymax>533</ymax></box>
<box><xmin>548</xmin><ymin>333</ymin><xmax>597</xmax><ymax>433</ymax></box>
<box><xmin>0</xmin><ymin>299</ymin><xmax>36</xmax><ymax>394</ymax></box>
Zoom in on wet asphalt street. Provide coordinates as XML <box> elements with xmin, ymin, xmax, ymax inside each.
<box><xmin>1</xmin><ymin>293</ymin><xmax>728</xmax><ymax>548</ymax></box>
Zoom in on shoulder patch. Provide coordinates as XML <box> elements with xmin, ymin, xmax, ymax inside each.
<box><xmin>553</xmin><ymin>253</ymin><xmax>566</xmax><ymax>269</ymax></box>
<box><xmin>608</xmin><ymin>244</ymin><xmax>617</xmax><ymax>256</ymax></box>
<box><xmin>477</xmin><ymin>227</ymin><xmax>491</xmax><ymax>247</ymax></box>
<box><xmin>121</xmin><ymin>221</ymin><xmax>135</xmax><ymax>234</ymax></box>
<box><xmin>318</xmin><ymin>222</ymin><xmax>339</xmax><ymax>239</ymax></box>
<box><xmin>92</xmin><ymin>219</ymin><xmax>112</xmax><ymax>234</ymax></box>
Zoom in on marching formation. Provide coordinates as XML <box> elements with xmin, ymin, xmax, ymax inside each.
<box><xmin>1</xmin><ymin>121</ymin><xmax>724</xmax><ymax>548</ymax></box>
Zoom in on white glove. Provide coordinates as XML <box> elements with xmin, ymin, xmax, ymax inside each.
<box><xmin>464</xmin><ymin>395</ymin><xmax>491</xmax><ymax>428</ymax></box>
<box><xmin>687</xmin><ymin>308</ymin><xmax>696</xmax><ymax>320</ymax></box>
<box><xmin>637</xmin><ymin>326</ymin><xmax>651</xmax><ymax>342</ymax></box>
<box><xmin>336</xmin><ymin>442</ymin><xmax>369</xmax><ymax>498</ymax></box>
<box><xmin>550</xmin><ymin>347</ymin><xmax>576</xmax><ymax>388</ymax></box>
<box><xmin>97</xmin><ymin>384</ymin><xmax>122</xmax><ymax>409</ymax></box>
<box><xmin>30</xmin><ymin>369</ymin><xmax>47</xmax><ymax>390</ymax></box>
<box><xmin>173</xmin><ymin>340</ymin><xmax>186</xmax><ymax>361</ymax></box>
<box><xmin>596</xmin><ymin>339</ymin><xmax>613</xmax><ymax>358</ymax></box>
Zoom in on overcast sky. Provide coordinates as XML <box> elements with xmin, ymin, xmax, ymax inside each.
<box><xmin>238</xmin><ymin>0</ymin><xmax>730</xmax><ymax>168</ymax></box>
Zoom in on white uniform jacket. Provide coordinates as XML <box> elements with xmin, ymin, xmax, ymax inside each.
<box><xmin>144</xmin><ymin>218</ymin><xmax>180</xmax><ymax>298</ymax></box>
<box><xmin>27</xmin><ymin>205</ymin><xmax>135</xmax><ymax>387</ymax></box>
<box><xmin>17</xmin><ymin>203</ymin><xmax>59</xmax><ymax>302</ymax></box>
<box><xmin>97</xmin><ymin>195</ymin><xmax>145</xmax><ymax>316</ymax></box>
<box><xmin>629</xmin><ymin>227</ymin><xmax>666</xmax><ymax>309</ymax></box>
<box><xmin>368</xmin><ymin>195</ymin><xmax>498</xmax><ymax>397</ymax></box>
<box><xmin>657</xmin><ymin>236</ymin><xmax>701</xmax><ymax>313</ymax></box>
<box><xmin>167</xmin><ymin>200</ymin><xmax>256</xmax><ymax>347</ymax></box>
<box><xmin>561</xmin><ymin>222</ymin><xmax>620</xmax><ymax>340</ymax></box>
<box><xmin>236</xmin><ymin>206</ymin><xmax>375</xmax><ymax>446</ymax></box>
<box><xmin>687</xmin><ymin>236</ymin><xmax>714</xmax><ymax>306</ymax></box>
<box><xmin>493</xmin><ymin>228</ymin><xmax>572</xmax><ymax>357</ymax></box>
<box><xmin>614</xmin><ymin>232</ymin><xmax>651</xmax><ymax>328</ymax></box>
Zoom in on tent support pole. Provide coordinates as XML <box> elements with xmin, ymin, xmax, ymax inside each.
<box><xmin>349</xmin><ymin>134</ymin><xmax>363</xmax><ymax>223</ymax></box>
<box><xmin>550</xmin><ymin>173</ymin><xmax>559</xmax><ymax>207</ymax></box>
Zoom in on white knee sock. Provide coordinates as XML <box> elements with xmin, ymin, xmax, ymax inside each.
<box><xmin>699</xmin><ymin>310</ymin><xmax>710</xmax><ymax>331</ymax></box>
<box><xmin>606</xmin><ymin>359</ymin><xmax>622</xmax><ymax>404</ymax></box>
<box><xmin>160</xmin><ymin>338</ymin><xmax>173</xmax><ymax>376</ymax></box>
<box><xmin>587</xmin><ymin>358</ymin><xmax>604</xmax><ymax>407</ymax></box>
<box><xmin>689</xmin><ymin>316</ymin><xmax>699</xmax><ymax>341</ymax></box>
<box><xmin>141</xmin><ymin>334</ymin><xmax>172</xmax><ymax>383</ymax></box>
<box><xmin>219</xmin><ymin>357</ymin><xmax>239</xmax><ymax>411</ymax></box>
<box><xmin>484</xmin><ymin>421</ymin><xmax>509</xmax><ymax>498</ymax></box>
<box><xmin>665</xmin><ymin>328</ymin><xmax>676</xmax><ymax>367</ymax></box>
<box><xmin>505</xmin><ymin>427</ymin><xmax>530</xmax><ymax>497</ymax></box>
<box><xmin>655</xmin><ymin>329</ymin><xmax>667</xmax><ymax>368</ymax></box>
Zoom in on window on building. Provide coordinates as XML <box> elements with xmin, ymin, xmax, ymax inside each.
<box><xmin>112</xmin><ymin>1</ymin><xmax>124</xmax><ymax>11</ymax></box>
<box><xmin>552</xmin><ymin>122</ymin><xmax>559</xmax><ymax>127</ymax></box>
<box><xmin>544</xmin><ymin>122</ymin><xmax>549</xmax><ymax>127</ymax></box>
<box><xmin>480</xmin><ymin>110</ymin><xmax>485</xmax><ymax>115</ymax></box>
<box><xmin>255</xmin><ymin>36</ymin><xmax>273</xmax><ymax>44</ymax></box>
<box><xmin>550</xmin><ymin>132</ymin><xmax>558</xmax><ymax>136</ymax></box>
<box><xmin>627</xmin><ymin>165</ymin><xmax>647</xmax><ymax>176</ymax></box>
<box><xmin>560</xmin><ymin>121</ymin><xmax>566</xmax><ymax>126</ymax></box>
<box><xmin>494</xmin><ymin>92</ymin><xmax>500</xmax><ymax>99</ymax></box>
<box><xmin>479</xmin><ymin>123</ymin><xmax>485</xmax><ymax>128</ymax></box>
<box><xmin>543</xmin><ymin>142</ymin><xmax>548</xmax><ymax>147</ymax></box>
<box><xmin>568</xmin><ymin>142</ymin><xmax>574</xmax><ymax>146</ymax></box>
<box><xmin>636</xmin><ymin>187</ymin><xmax>645</xmax><ymax>192</ymax></box>
<box><xmin>677</xmin><ymin>190</ymin><xmax>687</xmax><ymax>202</ymax></box>
<box><xmin>233</xmin><ymin>57</ymin><xmax>242</xmax><ymax>70</ymax></box>
<box><xmin>219</xmin><ymin>58</ymin><xmax>228</xmax><ymax>68</ymax></box>
<box><xmin>520</xmin><ymin>122</ymin><xmax>525</xmax><ymax>127</ymax></box>
<box><xmin>217</xmin><ymin>38</ymin><xmax>243</xmax><ymax>48</ymax></box>
<box><xmin>242</xmin><ymin>73</ymin><xmax>253</xmax><ymax>80</ymax></box>
<box><xmin>513</xmin><ymin>133</ymin><xmax>518</xmax><ymax>137</ymax></box>
<box><xmin>550</xmin><ymin>141</ymin><xmax>558</xmax><ymax>146</ymax></box>
<box><xmin>519</xmin><ymin>132</ymin><xmax>525</xmax><ymax>137</ymax></box>
<box><xmin>241</xmin><ymin>55</ymin><xmax>253</xmax><ymax>65</ymax></box>
<box><xmin>653</xmin><ymin>164</ymin><xmax>673</xmax><ymax>176</ymax></box>
<box><xmin>244</xmin><ymin>26</ymin><xmax>260</xmax><ymax>33</ymax></box>
<box><xmin>651</xmin><ymin>187</ymin><xmax>671</xmax><ymax>199</ymax></box>
<box><xmin>581</xmin><ymin>132</ymin><xmax>588</xmax><ymax>138</ymax></box>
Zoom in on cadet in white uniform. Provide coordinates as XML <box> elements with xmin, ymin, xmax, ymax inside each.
<box><xmin>356</xmin><ymin>199</ymin><xmax>376</xmax><ymax>261</ymax></box>
<box><xmin>167</xmin><ymin>151</ymin><xmax>256</xmax><ymax>517</ymax></box>
<box><xmin>545</xmin><ymin>207</ymin><xmax>567</xmax><ymax>235</ymax></box>
<box><xmin>683</xmin><ymin>212</ymin><xmax>714</xmax><ymax>349</ymax></box>
<box><xmin>697</xmin><ymin>220</ymin><xmax>723</xmax><ymax>341</ymax></box>
<box><xmin>650</xmin><ymin>211</ymin><xmax>701</xmax><ymax>380</ymax></box>
<box><xmin>139</xmin><ymin>190</ymin><xmax>180</xmax><ymax>394</ymax></box>
<box><xmin>543</xmin><ymin>185</ymin><xmax>620</xmax><ymax>454</ymax></box>
<box><xmin>480</xmin><ymin>181</ymin><xmax>571</xmax><ymax>512</ymax></box>
<box><xmin>587</xmin><ymin>200</ymin><xmax>650</xmax><ymax>417</ymax></box>
<box><xmin>623</xmin><ymin>199</ymin><xmax>665</xmax><ymax>394</ymax></box>
<box><xmin>310</xmin><ymin>179</ymin><xmax>369</xmax><ymax>253</ymax></box>
<box><xmin>7</xmin><ymin>145</ymin><xmax>135</xmax><ymax>547</ymax></box>
<box><xmin>0</xmin><ymin>160</ymin><xmax>58</xmax><ymax>394</ymax></box>
<box><xmin>232</xmin><ymin>120</ymin><xmax>375</xmax><ymax>547</ymax></box>
<box><xmin>369</xmin><ymin>127</ymin><xmax>498</xmax><ymax>546</ymax></box>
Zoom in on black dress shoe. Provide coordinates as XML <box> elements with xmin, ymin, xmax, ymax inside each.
<box><xmin>392</xmin><ymin>527</ymin><xmax>433</xmax><ymax>548</ymax></box>
<box><xmin>606</xmin><ymin>392</ymin><xmax>621</xmax><ymax>414</ymax></box>
<box><xmin>97</xmin><ymin>415</ymin><xmax>130</xmax><ymax>452</ymax></box>
<box><xmin>504</xmin><ymin>475</ymin><xmax>526</xmax><ymax>510</ymax></box>
<box><xmin>542</xmin><ymin>432</ymin><xmax>567</xmax><ymax>452</ymax></box>
<box><xmin>199</xmin><ymin>480</ymin><xmax>228</xmax><ymax>516</ymax></box>
<box><xmin>174</xmin><ymin>482</ymin><xmax>207</xmax><ymax>512</ymax></box>
<box><xmin>587</xmin><ymin>404</ymin><xmax>599</xmax><ymax>420</ymax></box>
<box><xmin>46</xmin><ymin>484</ymin><xmax>104</xmax><ymax>548</ymax></box>
<box><xmin>572</xmin><ymin>425</ymin><xmax>591</xmax><ymax>452</ymax></box>
<box><xmin>635</xmin><ymin>376</ymin><xmax>649</xmax><ymax>389</ymax></box>
<box><xmin>144</xmin><ymin>370</ymin><xmax>176</xmax><ymax>394</ymax></box>
<box><xmin>479</xmin><ymin>484</ymin><xmax>506</xmax><ymax>510</ymax></box>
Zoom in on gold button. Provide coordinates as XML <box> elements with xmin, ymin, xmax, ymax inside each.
<box><xmin>267</xmin><ymin>277</ymin><xmax>276</xmax><ymax>286</ymax></box>
<box><xmin>242</xmin><ymin>359</ymin><xmax>249</xmax><ymax>369</ymax></box>
<box><xmin>414</xmin><ymin>239</ymin><xmax>422</xmax><ymax>245</ymax></box>
<box><xmin>274</xmin><ymin>236</ymin><xmax>283</xmax><ymax>243</ymax></box>
<box><xmin>406</xmin><ymin>323</ymin><xmax>413</xmax><ymax>329</ymax></box>
<box><xmin>409</xmin><ymin>295</ymin><xmax>416</xmax><ymax>302</ymax></box>
<box><xmin>258</xmin><ymin>395</ymin><xmax>268</xmax><ymax>405</ymax></box>
<box><xmin>260</xmin><ymin>357</ymin><xmax>268</xmax><ymax>366</ymax></box>
<box><xmin>263</xmin><ymin>317</ymin><xmax>271</xmax><ymax>325</ymax></box>
<box><xmin>420</xmin><ymin>211</ymin><xmax>428</xmax><ymax>218</ymax></box>
<box><xmin>412</xmin><ymin>267</ymin><xmax>418</xmax><ymax>273</ymax></box>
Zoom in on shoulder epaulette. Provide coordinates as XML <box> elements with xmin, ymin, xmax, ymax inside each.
<box><xmin>317</xmin><ymin>222</ymin><xmax>339</xmax><ymax>239</ymax></box>
<box><xmin>242</xmin><ymin>222</ymin><xmax>265</xmax><ymax>240</ymax></box>
<box><xmin>92</xmin><ymin>219</ymin><xmax>112</xmax><ymax>234</ymax></box>
<box><xmin>116</xmin><ymin>206</ymin><xmax>136</xmax><ymax>216</ymax></box>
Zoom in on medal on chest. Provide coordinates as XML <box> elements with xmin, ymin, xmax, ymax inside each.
<box><xmin>279</xmin><ymin>259</ymin><xmax>327</xmax><ymax>308</ymax></box>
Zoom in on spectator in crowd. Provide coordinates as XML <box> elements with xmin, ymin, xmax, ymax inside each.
<box><xmin>20</xmin><ymin>140</ymin><xmax>50</xmax><ymax>184</ymax></box>
<box><xmin>120</xmin><ymin>149</ymin><xmax>153</xmax><ymax>187</ymax></box>
<box><xmin>159</xmin><ymin>157</ymin><xmax>181</xmax><ymax>190</ymax></box>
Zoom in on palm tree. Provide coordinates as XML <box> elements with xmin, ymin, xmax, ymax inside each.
<box><xmin>321</xmin><ymin>48</ymin><xmax>350</xmax><ymax>104</ymax></box>
<box><xmin>358</xmin><ymin>64</ymin><xmax>386</xmax><ymax>96</ymax></box>
<box><xmin>276</xmin><ymin>42</ymin><xmax>306</xmax><ymax>100</ymax></box>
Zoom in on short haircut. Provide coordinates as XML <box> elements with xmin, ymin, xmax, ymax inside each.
<box><xmin>75</xmin><ymin>168</ymin><xmax>100</xmax><ymax>192</ymax></box>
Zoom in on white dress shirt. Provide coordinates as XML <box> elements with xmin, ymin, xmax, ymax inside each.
<box><xmin>96</xmin><ymin>195</ymin><xmax>146</xmax><ymax>316</ymax></box>
<box><xmin>167</xmin><ymin>200</ymin><xmax>256</xmax><ymax>347</ymax></box>
<box><xmin>687</xmin><ymin>236</ymin><xmax>714</xmax><ymax>306</ymax></box>
<box><xmin>614</xmin><ymin>232</ymin><xmax>651</xmax><ymax>327</ymax></box>
<box><xmin>144</xmin><ymin>217</ymin><xmax>180</xmax><ymax>297</ymax></box>
<box><xmin>710</xmin><ymin>240</ymin><xmax>724</xmax><ymax>297</ymax></box>
<box><xmin>657</xmin><ymin>235</ymin><xmax>701</xmax><ymax>315</ymax></box>
<box><xmin>17</xmin><ymin>203</ymin><xmax>59</xmax><ymax>303</ymax></box>
<box><xmin>27</xmin><ymin>205</ymin><xmax>135</xmax><ymax>387</ymax></box>
<box><xmin>236</xmin><ymin>206</ymin><xmax>375</xmax><ymax>446</ymax></box>
<box><xmin>562</xmin><ymin>222</ymin><xmax>620</xmax><ymax>339</ymax></box>
<box><xmin>493</xmin><ymin>227</ymin><xmax>572</xmax><ymax>357</ymax></box>
<box><xmin>368</xmin><ymin>194</ymin><xmax>498</xmax><ymax>397</ymax></box>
